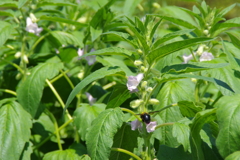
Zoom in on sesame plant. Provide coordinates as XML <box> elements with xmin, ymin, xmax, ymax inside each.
<box><xmin>0</xmin><ymin>0</ymin><xmax>240</xmax><ymax>160</ymax></box>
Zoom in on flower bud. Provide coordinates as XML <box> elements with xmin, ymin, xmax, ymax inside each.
<box><xmin>203</xmin><ymin>30</ymin><xmax>209</xmax><ymax>35</ymax></box>
<box><xmin>134</xmin><ymin>60</ymin><xmax>143</xmax><ymax>66</ymax></box>
<box><xmin>196</xmin><ymin>45</ymin><xmax>205</xmax><ymax>55</ymax></box>
<box><xmin>130</xmin><ymin>99</ymin><xmax>143</xmax><ymax>108</ymax></box>
<box><xmin>191</xmin><ymin>78</ymin><xmax>197</xmax><ymax>83</ymax></box>
<box><xmin>146</xmin><ymin>87</ymin><xmax>153</xmax><ymax>92</ymax></box>
<box><xmin>141</xmin><ymin>81</ymin><xmax>148</xmax><ymax>89</ymax></box>
<box><xmin>137</xmin><ymin>49</ymin><xmax>143</xmax><ymax>54</ymax></box>
<box><xmin>22</xmin><ymin>55</ymin><xmax>29</xmax><ymax>64</ymax></box>
<box><xmin>15</xmin><ymin>52</ymin><xmax>21</xmax><ymax>58</ymax></box>
<box><xmin>148</xmin><ymin>99</ymin><xmax>159</xmax><ymax>105</ymax></box>
<box><xmin>140</xmin><ymin>66</ymin><xmax>148</xmax><ymax>73</ymax></box>
<box><xmin>152</xmin><ymin>2</ymin><xmax>160</xmax><ymax>9</ymax></box>
<box><xmin>30</xmin><ymin>13</ymin><xmax>37</xmax><ymax>23</ymax></box>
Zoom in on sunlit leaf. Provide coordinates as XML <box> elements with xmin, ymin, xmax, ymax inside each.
<box><xmin>43</xmin><ymin>149</ymin><xmax>82</xmax><ymax>160</ymax></box>
<box><xmin>0</xmin><ymin>21</ymin><xmax>13</xmax><ymax>46</ymax></box>
<box><xmin>86</xmin><ymin>107</ymin><xmax>124</xmax><ymax>160</ymax></box>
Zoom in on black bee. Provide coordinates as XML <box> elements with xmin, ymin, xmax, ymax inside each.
<box><xmin>140</xmin><ymin>112</ymin><xmax>151</xmax><ymax>124</ymax></box>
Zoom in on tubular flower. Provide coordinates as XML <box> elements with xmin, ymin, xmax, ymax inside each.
<box><xmin>127</xmin><ymin>73</ymin><xmax>144</xmax><ymax>92</ymax></box>
<box><xmin>131</xmin><ymin>120</ymin><xmax>157</xmax><ymax>133</ymax></box>
<box><xmin>131</xmin><ymin>120</ymin><xmax>142</xmax><ymax>131</ymax></box>
<box><xmin>200</xmin><ymin>52</ymin><xmax>214</xmax><ymax>62</ymax></box>
<box><xmin>146</xmin><ymin>121</ymin><xmax>157</xmax><ymax>133</ymax></box>
<box><xmin>78</xmin><ymin>48</ymin><xmax>96</xmax><ymax>65</ymax></box>
<box><xmin>86</xmin><ymin>92</ymin><xmax>96</xmax><ymax>106</ymax></box>
<box><xmin>26</xmin><ymin>17</ymin><xmax>42</xmax><ymax>36</ymax></box>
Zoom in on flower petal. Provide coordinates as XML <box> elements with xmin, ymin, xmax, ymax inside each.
<box><xmin>131</xmin><ymin>120</ymin><xmax>142</xmax><ymax>130</ymax></box>
<box><xmin>146</xmin><ymin>121</ymin><xmax>157</xmax><ymax>133</ymax></box>
<box><xmin>200</xmin><ymin>52</ymin><xmax>214</xmax><ymax>62</ymax></box>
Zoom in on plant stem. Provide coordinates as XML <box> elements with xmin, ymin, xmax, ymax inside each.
<box><xmin>111</xmin><ymin>148</ymin><xmax>142</xmax><ymax>160</ymax></box>
<box><xmin>155</xmin><ymin>122</ymin><xmax>174</xmax><ymax>130</ymax></box>
<box><xmin>33</xmin><ymin>118</ymin><xmax>73</xmax><ymax>150</ymax></box>
<box><xmin>30</xmin><ymin>33</ymin><xmax>49</xmax><ymax>54</ymax></box>
<box><xmin>45</xmin><ymin>79</ymin><xmax>72</xmax><ymax>120</ymax></box>
<box><xmin>0</xmin><ymin>89</ymin><xmax>17</xmax><ymax>96</ymax></box>
<box><xmin>45</xmin><ymin>110</ymin><xmax>62</xmax><ymax>150</ymax></box>
<box><xmin>121</xmin><ymin>108</ymin><xmax>142</xmax><ymax>121</ymax></box>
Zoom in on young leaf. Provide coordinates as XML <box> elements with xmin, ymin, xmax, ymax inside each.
<box><xmin>17</xmin><ymin>62</ymin><xmax>63</xmax><ymax>117</ymax></box>
<box><xmin>73</xmin><ymin>103</ymin><xmax>106</xmax><ymax>141</ymax></box>
<box><xmin>106</xmin><ymin>84</ymin><xmax>131</xmax><ymax>109</ymax></box>
<box><xmin>173</xmin><ymin>121</ymin><xmax>190</xmax><ymax>152</ymax></box>
<box><xmin>0</xmin><ymin>21</ymin><xmax>13</xmax><ymax>46</ymax></box>
<box><xmin>147</xmin><ymin>37</ymin><xmax>212</xmax><ymax>64</ymax></box>
<box><xmin>64</xmin><ymin>66</ymin><xmax>123</xmax><ymax>111</ymax></box>
<box><xmin>109</xmin><ymin>123</ymin><xmax>139</xmax><ymax>160</ymax></box>
<box><xmin>178</xmin><ymin>101</ymin><xmax>202</xmax><ymax>117</ymax></box>
<box><xmin>226</xmin><ymin>32</ymin><xmax>240</xmax><ymax>50</ymax></box>
<box><xmin>190</xmin><ymin>109</ymin><xmax>216</xmax><ymax>160</ymax></box>
<box><xmin>218</xmin><ymin>4</ymin><xmax>236</xmax><ymax>17</ymax></box>
<box><xmin>225</xmin><ymin>151</ymin><xmax>240</xmax><ymax>160</ymax></box>
<box><xmin>86</xmin><ymin>107</ymin><xmax>124</xmax><ymax>160</ymax></box>
<box><xmin>0</xmin><ymin>99</ymin><xmax>32</xmax><ymax>160</ymax></box>
<box><xmin>43</xmin><ymin>149</ymin><xmax>82</xmax><ymax>160</ymax></box>
<box><xmin>215</xmin><ymin>95</ymin><xmax>240</xmax><ymax>158</ymax></box>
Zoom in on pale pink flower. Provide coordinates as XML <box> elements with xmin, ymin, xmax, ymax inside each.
<box><xmin>131</xmin><ymin>120</ymin><xmax>142</xmax><ymax>130</ymax></box>
<box><xmin>131</xmin><ymin>120</ymin><xmax>157</xmax><ymax>133</ymax></box>
<box><xmin>86</xmin><ymin>92</ymin><xmax>96</xmax><ymax>105</ymax></box>
<box><xmin>146</xmin><ymin>121</ymin><xmax>157</xmax><ymax>133</ymax></box>
<box><xmin>200</xmin><ymin>52</ymin><xmax>214</xmax><ymax>62</ymax></box>
<box><xmin>127</xmin><ymin>73</ymin><xmax>144</xmax><ymax>92</ymax></box>
<box><xmin>26</xmin><ymin>17</ymin><xmax>42</xmax><ymax>36</ymax></box>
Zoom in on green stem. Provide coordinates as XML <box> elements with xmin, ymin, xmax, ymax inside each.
<box><xmin>121</xmin><ymin>108</ymin><xmax>142</xmax><ymax>121</ymax></box>
<box><xmin>0</xmin><ymin>89</ymin><xmax>17</xmax><ymax>96</ymax></box>
<box><xmin>0</xmin><ymin>59</ymin><xmax>24</xmax><ymax>74</ymax></box>
<box><xmin>111</xmin><ymin>148</ymin><xmax>142</xmax><ymax>160</ymax></box>
<box><xmin>45</xmin><ymin>110</ymin><xmax>62</xmax><ymax>150</ymax></box>
<box><xmin>60</xmin><ymin>70</ymin><xmax>75</xmax><ymax>89</ymax></box>
<box><xmin>30</xmin><ymin>33</ymin><xmax>49</xmax><ymax>54</ymax></box>
<box><xmin>156</xmin><ymin>103</ymin><xmax>178</xmax><ymax>113</ymax></box>
<box><xmin>155</xmin><ymin>122</ymin><xmax>174</xmax><ymax>130</ymax></box>
<box><xmin>33</xmin><ymin>118</ymin><xmax>73</xmax><ymax>150</ymax></box>
<box><xmin>45</xmin><ymin>79</ymin><xmax>72</xmax><ymax>120</ymax></box>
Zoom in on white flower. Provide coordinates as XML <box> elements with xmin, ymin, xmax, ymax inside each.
<box><xmin>200</xmin><ymin>52</ymin><xmax>214</xmax><ymax>62</ymax></box>
<box><xmin>127</xmin><ymin>73</ymin><xmax>144</xmax><ymax>92</ymax></box>
<box><xmin>182</xmin><ymin>52</ymin><xmax>197</xmax><ymax>64</ymax></box>
<box><xmin>86</xmin><ymin>92</ymin><xmax>96</xmax><ymax>106</ymax></box>
<box><xmin>131</xmin><ymin>120</ymin><xmax>142</xmax><ymax>131</ymax></box>
<box><xmin>146</xmin><ymin>121</ymin><xmax>157</xmax><ymax>133</ymax></box>
<box><xmin>131</xmin><ymin>120</ymin><xmax>157</xmax><ymax>133</ymax></box>
<box><xmin>26</xmin><ymin>17</ymin><xmax>43</xmax><ymax>36</ymax></box>
<box><xmin>77</xmin><ymin>48</ymin><xmax>84</xmax><ymax>56</ymax></box>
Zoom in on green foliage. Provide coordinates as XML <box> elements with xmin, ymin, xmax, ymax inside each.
<box><xmin>0</xmin><ymin>0</ymin><xmax>240</xmax><ymax>159</ymax></box>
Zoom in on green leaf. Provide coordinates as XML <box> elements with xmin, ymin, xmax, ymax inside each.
<box><xmin>0</xmin><ymin>1</ymin><xmax>18</xmax><ymax>8</ymax></box>
<box><xmin>20</xmin><ymin>142</ymin><xmax>33</xmax><ymax>160</ymax></box>
<box><xmin>106</xmin><ymin>84</ymin><xmax>131</xmax><ymax>109</ymax></box>
<box><xmin>159</xmin><ymin>73</ymin><xmax>234</xmax><ymax>94</ymax></box>
<box><xmin>81</xmin><ymin>47</ymin><xmax>133</xmax><ymax>59</ymax></box>
<box><xmin>155</xmin><ymin>79</ymin><xmax>195</xmax><ymax>147</ymax></box>
<box><xmin>152</xmin><ymin>29</ymin><xmax>194</xmax><ymax>49</ymax></box>
<box><xmin>0</xmin><ymin>99</ymin><xmax>32</xmax><ymax>160</ymax></box>
<box><xmin>17</xmin><ymin>62</ymin><xmax>63</xmax><ymax>117</ymax></box>
<box><xmin>218</xmin><ymin>4</ymin><xmax>236</xmax><ymax>17</ymax></box>
<box><xmin>0</xmin><ymin>21</ymin><xmax>13</xmax><ymax>46</ymax></box>
<box><xmin>147</xmin><ymin>37</ymin><xmax>212</xmax><ymax>64</ymax></box>
<box><xmin>38</xmin><ymin>1</ymin><xmax>77</xmax><ymax>7</ymax></box>
<box><xmin>190</xmin><ymin>109</ymin><xmax>216</xmax><ymax>160</ymax></box>
<box><xmin>96</xmin><ymin>56</ymin><xmax>134</xmax><ymax>76</ymax></box>
<box><xmin>43</xmin><ymin>149</ymin><xmax>82</xmax><ymax>160</ymax></box>
<box><xmin>90</xmin><ymin>26</ymin><xmax>102</xmax><ymax>42</ymax></box>
<box><xmin>18</xmin><ymin>0</ymin><xmax>28</xmax><ymax>8</ymax></box>
<box><xmin>180</xmin><ymin>7</ymin><xmax>205</xmax><ymax>28</ymax></box>
<box><xmin>178</xmin><ymin>101</ymin><xmax>202</xmax><ymax>117</ymax></box>
<box><xmin>40</xmin><ymin>15</ymin><xmax>86</xmax><ymax>27</ymax></box>
<box><xmin>123</xmin><ymin>0</ymin><xmax>141</xmax><ymax>16</ymax></box>
<box><xmin>155</xmin><ymin>15</ymin><xmax>201</xmax><ymax>35</ymax></box>
<box><xmin>73</xmin><ymin>103</ymin><xmax>106</xmax><ymax>141</ymax></box>
<box><xmin>225</xmin><ymin>151</ymin><xmax>240</xmax><ymax>160</ymax></box>
<box><xmin>110</xmin><ymin>123</ymin><xmax>139</xmax><ymax>160</ymax></box>
<box><xmin>226</xmin><ymin>32</ymin><xmax>240</xmax><ymax>50</ymax></box>
<box><xmin>215</xmin><ymin>95</ymin><xmax>240</xmax><ymax>158</ymax></box>
<box><xmin>161</xmin><ymin>62</ymin><xmax>229</xmax><ymax>74</ymax></box>
<box><xmin>173</xmin><ymin>122</ymin><xmax>190</xmax><ymax>152</ymax></box>
<box><xmin>102</xmin><ymin>31</ymin><xmax>138</xmax><ymax>48</ymax></box>
<box><xmin>48</xmin><ymin>31</ymin><xmax>83</xmax><ymax>47</ymax></box>
<box><xmin>69</xmin><ymin>142</ymin><xmax>87</xmax><ymax>156</ymax></box>
<box><xmin>86</xmin><ymin>107</ymin><xmax>124</xmax><ymax>160</ymax></box>
<box><xmin>65</xmin><ymin>66</ymin><xmax>123</xmax><ymax>112</ymax></box>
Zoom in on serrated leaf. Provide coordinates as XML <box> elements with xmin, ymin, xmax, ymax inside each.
<box><xmin>152</xmin><ymin>29</ymin><xmax>194</xmax><ymax>49</ymax></box>
<box><xmin>17</xmin><ymin>62</ymin><xmax>63</xmax><ymax>117</ymax></box>
<box><xmin>161</xmin><ymin>62</ymin><xmax>229</xmax><ymax>74</ymax></box>
<box><xmin>86</xmin><ymin>107</ymin><xmax>124</xmax><ymax>160</ymax></box>
<box><xmin>40</xmin><ymin>15</ymin><xmax>86</xmax><ymax>27</ymax></box>
<box><xmin>0</xmin><ymin>99</ymin><xmax>32</xmax><ymax>160</ymax></box>
<box><xmin>65</xmin><ymin>66</ymin><xmax>123</xmax><ymax>112</ymax></box>
<box><xmin>147</xmin><ymin>38</ymin><xmax>212</xmax><ymax>64</ymax></box>
<box><xmin>73</xmin><ymin>103</ymin><xmax>106</xmax><ymax>141</ymax></box>
<box><xmin>0</xmin><ymin>21</ymin><xmax>13</xmax><ymax>46</ymax></box>
<box><xmin>155</xmin><ymin>79</ymin><xmax>195</xmax><ymax>147</ymax></box>
<box><xmin>81</xmin><ymin>47</ymin><xmax>133</xmax><ymax>59</ymax></box>
<box><xmin>190</xmin><ymin>109</ymin><xmax>216</xmax><ymax>160</ymax></box>
<box><xmin>215</xmin><ymin>95</ymin><xmax>240</xmax><ymax>158</ymax></box>
<box><xmin>43</xmin><ymin>149</ymin><xmax>82</xmax><ymax>160</ymax></box>
<box><xmin>18</xmin><ymin>0</ymin><xmax>28</xmax><ymax>8</ymax></box>
<box><xmin>106</xmin><ymin>84</ymin><xmax>131</xmax><ymax>109</ymax></box>
<box><xmin>173</xmin><ymin>122</ymin><xmax>190</xmax><ymax>152</ymax></box>
<box><xmin>110</xmin><ymin>123</ymin><xmax>138</xmax><ymax>160</ymax></box>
